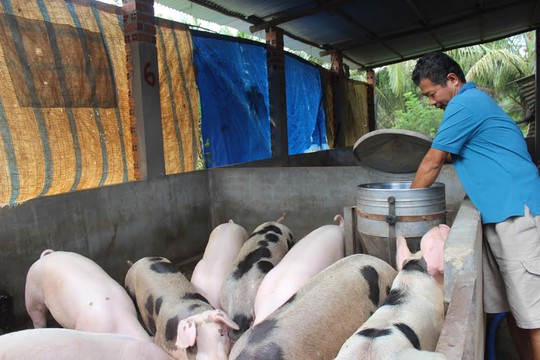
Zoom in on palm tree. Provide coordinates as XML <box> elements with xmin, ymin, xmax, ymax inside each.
<box><xmin>373</xmin><ymin>31</ymin><xmax>535</xmax><ymax>130</ymax></box>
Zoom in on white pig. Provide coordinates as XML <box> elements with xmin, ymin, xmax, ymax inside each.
<box><xmin>253</xmin><ymin>214</ymin><xmax>345</xmax><ymax>325</ymax></box>
<box><xmin>0</xmin><ymin>328</ymin><xmax>172</xmax><ymax>360</ymax></box>
<box><xmin>229</xmin><ymin>254</ymin><xmax>397</xmax><ymax>360</ymax></box>
<box><xmin>24</xmin><ymin>249</ymin><xmax>150</xmax><ymax>341</ymax></box>
<box><xmin>219</xmin><ymin>215</ymin><xmax>294</xmax><ymax>341</ymax></box>
<box><xmin>397</xmin><ymin>348</ymin><xmax>448</xmax><ymax>360</ymax></box>
<box><xmin>334</xmin><ymin>224</ymin><xmax>450</xmax><ymax>360</ymax></box>
<box><xmin>190</xmin><ymin>220</ymin><xmax>248</xmax><ymax>309</ymax></box>
<box><xmin>124</xmin><ymin>256</ymin><xmax>238</xmax><ymax>360</ymax></box>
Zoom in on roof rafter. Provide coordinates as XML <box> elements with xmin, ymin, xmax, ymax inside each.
<box><xmin>249</xmin><ymin>0</ymin><xmax>353</xmax><ymax>33</ymax></box>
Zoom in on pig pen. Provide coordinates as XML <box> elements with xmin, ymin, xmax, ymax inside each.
<box><xmin>0</xmin><ymin>149</ymin><xmax>488</xmax><ymax>358</ymax></box>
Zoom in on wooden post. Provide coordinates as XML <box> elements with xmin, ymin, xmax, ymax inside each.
<box><xmin>123</xmin><ymin>0</ymin><xmax>165</xmax><ymax>180</ymax></box>
<box><xmin>535</xmin><ymin>29</ymin><xmax>539</xmax><ymax>166</ymax></box>
<box><xmin>331</xmin><ymin>51</ymin><xmax>347</xmax><ymax>147</ymax></box>
<box><xmin>365</xmin><ymin>68</ymin><xmax>376</xmax><ymax>132</ymax></box>
<box><xmin>266</xmin><ymin>27</ymin><xmax>289</xmax><ymax>165</ymax></box>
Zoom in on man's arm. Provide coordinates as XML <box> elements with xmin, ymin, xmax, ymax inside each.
<box><xmin>410</xmin><ymin>148</ymin><xmax>448</xmax><ymax>188</ymax></box>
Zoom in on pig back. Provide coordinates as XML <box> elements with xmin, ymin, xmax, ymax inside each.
<box><xmin>199</xmin><ymin>220</ymin><xmax>248</xmax><ymax>261</ymax></box>
<box><xmin>219</xmin><ymin>221</ymin><xmax>294</xmax><ymax>340</ymax></box>
<box><xmin>253</xmin><ymin>220</ymin><xmax>345</xmax><ymax>324</ymax></box>
<box><xmin>25</xmin><ymin>250</ymin><xmax>143</xmax><ymax>336</ymax></box>
<box><xmin>124</xmin><ymin>257</ymin><xmax>213</xmax><ymax>336</ymax></box>
<box><xmin>230</xmin><ymin>254</ymin><xmax>397</xmax><ymax>360</ymax></box>
<box><xmin>190</xmin><ymin>220</ymin><xmax>249</xmax><ymax>309</ymax></box>
<box><xmin>0</xmin><ymin>328</ymin><xmax>172</xmax><ymax>360</ymax></box>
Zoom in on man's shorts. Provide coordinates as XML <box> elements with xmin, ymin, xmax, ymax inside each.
<box><xmin>483</xmin><ymin>205</ymin><xmax>540</xmax><ymax>329</ymax></box>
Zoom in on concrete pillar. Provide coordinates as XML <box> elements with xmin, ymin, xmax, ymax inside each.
<box><xmin>365</xmin><ymin>68</ymin><xmax>376</xmax><ymax>131</ymax></box>
<box><xmin>265</xmin><ymin>27</ymin><xmax>289</xmax><ymax>164</ymax></box>
<box><xmin>123</xmin><ymin>0</ymin><xmax>165</xmax><ymax>179</ymax></box>
<box><xmin>533</xmin><ymin>30</ymin><xmax>540</xmax><ymax>166</ymax></box>
<box><xmin>331</xmin><ymin>51</ymin><xmax>347</xmax><ymax>147</ymax></box>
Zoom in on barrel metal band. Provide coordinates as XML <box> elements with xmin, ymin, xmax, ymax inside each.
<box><xmin>356</xmin><ymin>209</ymin><xmax>446</xmax><ymax>222</ymax></box>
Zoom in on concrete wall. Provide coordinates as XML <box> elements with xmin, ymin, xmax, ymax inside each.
<box><xmin>0</xmin><ymin>170</ymin><xmax>210</xmax><ymax>326</ymax></box>
<box><xmin>436</xmin><ymin>199</ymin><xmax>484</xmax><ymax>359</ymax></box>
<box><xmin>208</xmin><ymin>164</ymin><xmax>464</xmax><ymax>240</ymax></box>
<box><xmin>0</xmin><ymin>158</ymin><xmax>465</xmax><ymax>328</ymax></box>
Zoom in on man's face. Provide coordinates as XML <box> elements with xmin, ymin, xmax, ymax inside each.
<box><xmin>418</xmin><ymin>78</ymin><xmax>456</xmax><ymax>110</ymax></box>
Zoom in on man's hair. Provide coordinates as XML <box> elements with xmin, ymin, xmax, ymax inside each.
<box><xmin>411</xmin><ymin>51</ymin><xmax>466</xmax><ymax>86</ymax></box>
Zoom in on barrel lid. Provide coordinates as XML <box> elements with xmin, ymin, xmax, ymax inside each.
<box><xmin>353</xmin><ymin>129</ymin><xmax>432</xmax><ymax>173</ymax></box>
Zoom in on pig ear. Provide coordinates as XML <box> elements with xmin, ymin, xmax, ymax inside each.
<box><xmin>396</xmin><ymin>236</ymin><xmax>412</xmax><ymax>270</ymax></box>
<box><xmin>438</xmin><ymin>224</ymin><xmax>451</xmax><ymax>239</ymax></box>
<box><xmin>213</xmin><ymin>310</ymin><xmax>240</xmax><ymax>330</ymax></box>
<box><xmin>176</xmin><ymin>319</ymin><xmax>197</xmax><ymax>349</ymax></box>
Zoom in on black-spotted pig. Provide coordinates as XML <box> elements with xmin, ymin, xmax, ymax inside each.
<box><xmin>229</xmin><ymin>254</ymin><xmax>397</xmax><ymax>360</ymax></box>
<box><xmin>334</xmin><ymin>224</ymin><xmax>450</xmax><ymax>360</ymax></box>
<box><xmin>124</xmin><ymin>256</ymin><xmax>238</xmax><ymax>360</ymax></box>
<box><xmin>219</xmin><ymin>215</ymin><xmax>294</xmax><ymax>341</ymax></box>
<box><xmin>24</xmin><ymin>249</ymin><xmax>151</xmax><ymax>341</ymax></box>
<box><xmin>190</xmin><ymin>220</ymin><xmax>248</xmax><ymax>309</ymax></box>
<box><xmin>0</xmin><ymin>328</ymin><xmax>173</xmax><ymax>360</ymax></box>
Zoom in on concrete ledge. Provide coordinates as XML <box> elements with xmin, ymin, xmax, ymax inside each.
<box><xmin>444</xmin><ymin>198</ymin><xmax>482</xmax><ymax>302</ymax></box>
<box><xmin>439</xmin><ymin>198</ymin><xmax>484</xmax><ymax>359</ymax></box>
<box><xmin>437</xmin><ymin>271</ymin><xmax>477</xmax><ymax>359</ymax></box>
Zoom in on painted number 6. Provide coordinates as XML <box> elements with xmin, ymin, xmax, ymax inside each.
<box><xmin>144</xmin><ymin>62</ymin><xmax>156</xmax><ymax>87</ymax></box>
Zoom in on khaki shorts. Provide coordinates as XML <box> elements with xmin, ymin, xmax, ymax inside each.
<box><xmin>483</xmin><ymin>205</ymin><xmax>540</xmax><ymax>329</ymax></box>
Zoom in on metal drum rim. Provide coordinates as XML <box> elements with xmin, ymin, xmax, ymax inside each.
<box><xmin>357</xmin><ymin>181</ymin><xmax>445</xmax><ymax>190</ymax></box>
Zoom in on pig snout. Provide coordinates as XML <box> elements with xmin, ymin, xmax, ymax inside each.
<box><xmin>176</xmin><ymin>309</ymin><xmax>239</xmax><ymax>360</ymax></box>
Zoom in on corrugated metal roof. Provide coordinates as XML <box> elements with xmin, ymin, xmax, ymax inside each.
<box><xmin>158</xmin><ymin>0</ymin><xmax>540</xmax><ymax>69</ymax></box>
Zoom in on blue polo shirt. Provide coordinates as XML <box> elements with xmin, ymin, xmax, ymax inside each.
<box><xmin>432</xmin><ymin>82</ymin><xmax>540</xmax><ymax>224</ymax></box>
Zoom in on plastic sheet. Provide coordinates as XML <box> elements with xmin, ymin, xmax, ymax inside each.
<box><xmin>191</xmin><ymin>32</ymin><xmax>271</xmax><ymax>168</ymax></box>
<box><xmin>285</xmin><ymin>55</ymin><xmax>328</xmax><ymax>154</ymax></box>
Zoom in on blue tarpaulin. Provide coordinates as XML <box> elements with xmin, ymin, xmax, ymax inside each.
<box><xmin>192</xmin><ymin>33</ymin><xmax>271</xmax><ymax>168</ymax></box>
<box><xmin>191</xmin><ymin>33</ymin><xmax>328</xmax><ymax>167</ymax></box>
<box><xmin>285</xmin><ymin>55</ymin><xmax>328</xmax><ymax>155</ymax></box>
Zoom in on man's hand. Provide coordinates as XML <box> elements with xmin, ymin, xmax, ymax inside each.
<box><xmin>410</xmin><ymin>148</ymin><xmax>448</xmax><ymax>188</ymax></box>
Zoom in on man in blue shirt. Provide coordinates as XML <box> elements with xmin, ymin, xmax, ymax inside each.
<box><xmin>411</xmin><ymin>51</ymin><xmax>540</xmax><ymax>359</ymax></box>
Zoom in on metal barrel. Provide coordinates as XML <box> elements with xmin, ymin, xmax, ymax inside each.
<box><xmin>356</xmin><ymin>181</ymin><xmax>446</xmax><ymax>267</ymax></box>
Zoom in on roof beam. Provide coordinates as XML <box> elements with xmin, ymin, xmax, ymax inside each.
<box><xmin>332</xmin><ymin>1</ymin><xmax>522</xmax><ymax>52</ymax></box>
<box><xmin>184</xmin><ymin>0</ymin><xmax>250</xmax><ymax>20</ymax></box>
<box><xmin>405</xmin><ymin>0</ymin><xmax>444</xmax><ymax>48</ymax></box>
<box><xmin>530</xmin><ymin>0</ymin><xmax>540</xmax><ymax>27</ymax></box>
<box><xmin>249</xmin><ymin>0</ymin><xmax>354</xmax><ymax>33</ymax></box>
<box><xmin>328</xmin><ymin>7</ymin><xmax>404</xmax><ymax>61</ymax></box>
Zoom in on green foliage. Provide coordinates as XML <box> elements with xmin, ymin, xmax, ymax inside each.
<box><xmin>201</xmin><ymin>138</ymin><xmax>212</xmax><ymax>169</ymax></box>
<box><xmin>376</xmin><ymin>31</ymin><xmax>535</xmax><ymax>133</ymax></box>
<box><xmin>393</xmin><ymin>93</ymin><xmax>444</xmax><ymax>137</ymax></box>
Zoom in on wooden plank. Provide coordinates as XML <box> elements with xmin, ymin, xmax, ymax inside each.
<box><xmin>343</xmin><ymin>205</ymin><xmax>357</xmax><ymax>255</ymax></box>
<box><xmin>436</xmin><ymin>271</ymin><xmax>477</xmax><ymax>359</ymax></box>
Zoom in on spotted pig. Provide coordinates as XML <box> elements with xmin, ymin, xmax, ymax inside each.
<box><xmin>229</xmin><ymin>254</ymin><xmax>397</xmax><ymax>360</ymax></box>
<box><xmin>334</xmin><ymin>225</ymin><xmax>449</xmax><ymax>360</ymax></box>
<box><xmin>219</xmin><ymin>215</ymin><xmax>294</xmax><ymax>342</ymax></box>
<box><xmin>124</xmin><ymin>256</ymin><xmax>238</xmax><ymax>360</ymax></box>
